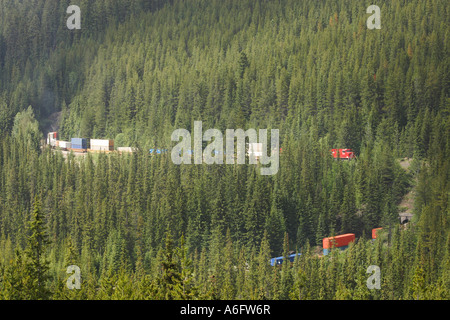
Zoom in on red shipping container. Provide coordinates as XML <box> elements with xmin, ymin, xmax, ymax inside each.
<box><xmin>323</xmin><ymin>233</ymin><xmax>355</xmax><ymax>249</ymax></box>
<box><xmin>330</xmin><ymin>149</ymin><xmax>356</xmax><ymax>159</ymax></box>
<box><xmin>372</xmin><ymin>228</ymin><xmax>382</xmax><ymax>239</ymax></box>
<box><xmin>339</xmin><ymin>149</ymin><xmax>355</xmax><ymax>159</ymax></box>
<box><xmin>331</xmin><ymin>149</ymin><xmax>338</xmax><ymax>158</ymax></box>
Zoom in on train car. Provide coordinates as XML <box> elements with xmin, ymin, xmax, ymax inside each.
<box><xmin>247</xmin><ymin>143</ymin><xmax>282</xmax><ymax>162</ymax></box>
<box><xmin>117</xmin><ymin>147</ymin><xmax>137</xmax><ymax>153</ymax></box>
<box><xmin>71</xmin><ymin>138</ymin><xmax>88</xmax><ymax>152</ymax></box>
<box><xmin>323</xmin><ymin>233</ymin><xmax>355</xmax><ymax>255</ymax></box>
<box><xmin>47</xmin><ymin>132</ymin><xmax>58</xmax><ymax>147</ymax></box>
<box><xmin>149</xmin><ymin>148</ymin><xmax>168</xmax><ymax>154</ymax></box>
<box><xmin>270</xmin><ymin>253</ymin><xmax>301</xmax><ymax>266</ymax></box>
<box><xmin>372</xmin><ymin>228</ymin><xmax>383</xmax><ymax>240</ymax></box>
<box><xmin>248</xmin><ymin>143</ymin><xmax>263</xmax><ymax>161</ymax></box>
<box><xmin>57</xmin><ymin>141</ymin><xmax>71</xmax><ymax>150</ymax></box>
<box><xmin>331</xmin><ymin>149</ymin><xmax>356</xmax><ymax>160</ymax></box>
<box><xmin>90</xmin><ymin>139</ymin><xmax>114</xmax><ymax>152</ymax></box>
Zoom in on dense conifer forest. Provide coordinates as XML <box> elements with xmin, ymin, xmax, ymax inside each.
<box><xmin>0</xmin><ymin>0</ymin><xmax>448</xmax><ymax>300</ymax></box>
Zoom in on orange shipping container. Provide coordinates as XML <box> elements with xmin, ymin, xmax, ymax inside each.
<box><xmin>323</xmin><ymin>233</ymin><xmax>355</xmax><ymax>249</ymax></box>
<box><xmin>372</xmin><ymin>228</ymin><xmax>382</xmax><ymax>239</ymax></box>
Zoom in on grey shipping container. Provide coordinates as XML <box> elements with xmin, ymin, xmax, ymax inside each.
<box><xmin>71</xmin><ymin>138</ymin><xmax>87</xmax><ymax>149</ymax></box>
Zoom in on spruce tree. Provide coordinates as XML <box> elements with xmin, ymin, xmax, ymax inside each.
<box><xmin>24</xmin><ymin>196</ymin><xmax>51</xmax><ymax>300</ymax></box>
<box><xmin>156</xmin><ymin>231</ymin><xmax>183</xmax><ymax>300</ymax></box>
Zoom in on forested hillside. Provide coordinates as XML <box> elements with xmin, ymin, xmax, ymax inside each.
<box><xmin>0</xmin><ymin>0</ymin><xmax>448</xmax><ymax>300</ymax></box>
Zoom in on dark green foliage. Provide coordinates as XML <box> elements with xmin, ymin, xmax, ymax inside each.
<box><xmin>23</xmin><ymin>197</ymin><xmax>52</xmax><ymax>299</ymax></box>
<box><xmin>0</xmin><ymin>0</ymin><xmax>448</xmax><ymax>300</ymax></box>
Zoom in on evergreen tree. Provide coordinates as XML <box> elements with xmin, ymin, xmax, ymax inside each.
<box><xmin>24</xmin><ymin>197</ymin><xmax>52</xmax><ymax>300</ymax></box>
<box><xmin>156</xmin><ymin>231</ymin><xmax>183</xmax><ymax>300</ymax></box>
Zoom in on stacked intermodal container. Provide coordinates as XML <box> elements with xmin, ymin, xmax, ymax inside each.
<box><xmin>331</xmin><ymin>149</ymin><xmax>356</xmax><ymax>160</ymax></box>
<box><xmin>71</xmin><ymin>138</ymin><xmax>87</xmax><ymax>152</ymax></box>
<box><xmin>270</xmin><ymin>253</ymin><xmax>301</xmax><ymax>266</ymax></box>
<box><xmin>90</xmin><ymin>139</ymin><xmax>114</xmax><ymax>151</ymax></box>
<box><xmin>372</xmin><ymin>228</ymin><xmax>383</xmax><ymax>239</ymax></box>
<box><xmin>58</xmin><ymin>141</ymin><xmax>71</xmax><ymax>150</ymax></box>
<box><xmin>248</xmin><ymin>143</ymin><xmax>263</xmax><ymax>161</ymax></box>
<box><xmin>323</xmin><ymin>233</ymin><xmax>355</xmax><ymax>255</ymax></box>
<box><xmin>47</xmin><ymin>132</ymin><xmax>58</xmax><ymax>147</ymax></box>
<box><xmin>117</xmin><ymin>147</ymin><xmax>137</xmax><ymax>153</ymax></box>
<box><xmin>149</xmin><ymin>148</ymin><xmax>168</xmax><ymax>154</ymax></box>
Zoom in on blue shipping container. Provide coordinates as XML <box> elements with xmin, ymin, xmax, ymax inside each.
<box><xmin>71</xmin><ymin>138</ymin><xmax>87</xmax><ymax>149</ymax></box>
<box><xmin>150</xmin><ymin>148</ymin><xmax>168</xmax><ymax>154</ymax></box>
<box><xmin>270</xmin><ymin>253</ymin><xmax>301</xmax><ymax>266</ymax></box>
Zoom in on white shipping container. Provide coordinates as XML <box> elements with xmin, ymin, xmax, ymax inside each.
<box><xmin>117</xmin><ymin>147</ymin><xmax>137</xmax><ymax>152</ymax></box>
<box><xmin>248</xmin><ymin>143</ymin><xmax>263</xmax><ymax>157</ymax></box>
<box><xmin>90</xmin><ymin>139</ymin><xmax>114</xmax><ymax>151</ymax></box>
<box><xmin>91</xmin><ymin>145</ymin><xmax>111</xmax><ymax>151</ymax></box>
<box><xmin>47</xmin><ymin>132</ymin><xmax>58</xmax><ymax>147</ymax></box>
<box><xmin>58</xmin><ymin>141</ymin><xmax>71</xmax><ymax>149</ymax></box>
<box><xmin>90</xmin><ymin>139</ymin><xmax>114</xmax><ymax>147</ymax></box>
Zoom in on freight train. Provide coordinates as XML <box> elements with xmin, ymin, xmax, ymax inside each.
<box><xmin>322</xmin><ymin>233</ymin><xmax>355</xmax><ymax>255</ymax></box>
<box><xmin>331</xmin><ymin>148</ymin><xmax>356</xmax><ymax>160</ymax></box>
<box><xmin>47</xmin><ymin>132</ymin><xmax>139</xmax><ymax>154</ymax></box>
<box><xmin>270</xmin><ymin>253</ymin><xmax>302</xmax><ymax>266</ymax></box>
<box><xmin>50</xmin><ymin>132</ymin><xmax>352</xmax><ymax>161</ymax></box>
<box><xmin>321</xmin><ymin>228</ymin><xmax>383</xmax><ymax>256</ymax></box>
<box><xmin>270</xmin><ymin>228</ymin><xmax>382</xmax><ymax>266</ymax></box>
